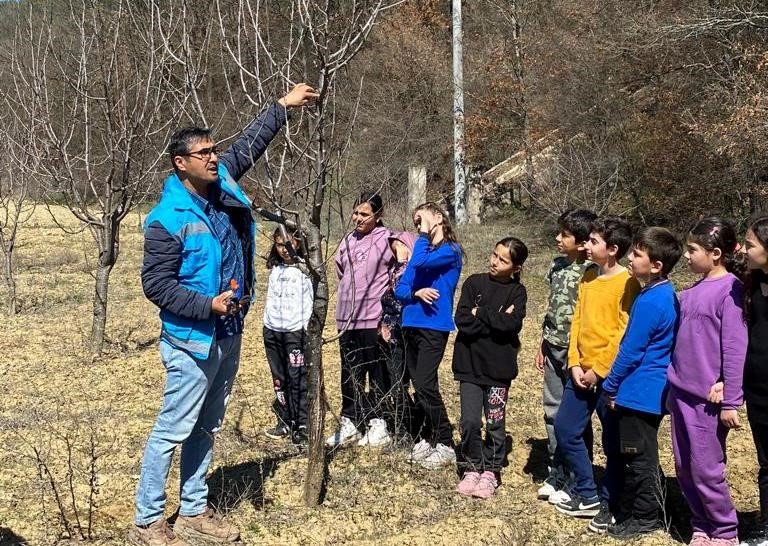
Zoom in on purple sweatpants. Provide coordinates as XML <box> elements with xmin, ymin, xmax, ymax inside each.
<box><xmin>668</xmin><ymin>386</ymin><xmax>738</xmax><ymax>539</ymax></box>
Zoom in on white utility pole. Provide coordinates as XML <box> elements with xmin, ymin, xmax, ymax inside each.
<box><xmin>452</xmin><ymin>0</ymin><xmax>467</xmax><ymax>224</ymax></box>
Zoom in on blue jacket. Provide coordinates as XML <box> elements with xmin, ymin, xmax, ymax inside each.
<box><xmin>141</xmin><ymin>103</ymin><xmax>287</xmax><ymax>359</ymax></box>
<box><xmin>602</xmin><ymin>279</ymin><xmax>679</xmax><ymax>415</ymax></box>
<box><xmin>394</xmin><ymin>233</ymin><xmax>462</xmax><ymax>332</ymax></box>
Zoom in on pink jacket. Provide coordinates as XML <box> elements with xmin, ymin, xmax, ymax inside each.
<box><xmin>335</xmin><ymin>225</ymin><xmax>394</xmax><ymax>330</ymax></box>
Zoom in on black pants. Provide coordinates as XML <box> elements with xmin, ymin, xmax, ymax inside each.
<box><xmin>750</xmin><ymin>417</ymin><xmax>768</xmax><ymax>524</ymax></box>
<box><xmin>618</xmin><ymin>408</ymin><xmax>663</xmax><ymax>521</ymax></box>
<box><xmin>263</xmin><ymin>327</ymin><xmax>308</xmax><ymax>428</ymax></box>
<box><xmin>381</xmin><ymin>330</ymin><xmax>417</xmax><ymax>438</ymax></box>
<box><xmin>403</xmin><ymin>327</ymin><xmax>453</xmax><ymax>446</ymax></box>
<box><xmin>339</xmin><ymin>329</ymin><xmax>388</xmax><ymax>425</ymax></box>
<box><xmin>459</xmin><ymin>381</ymin><xmax>508</xmax><ymax>473</ymax></box>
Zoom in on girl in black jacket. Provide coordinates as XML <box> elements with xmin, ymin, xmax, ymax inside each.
<box><xmin>453</xmin><ymin>237</ymin><xmax>528</xmax><ymax>499</ymax></box>
<box><xmin>744</xmin><ymin>216</ymin><xmax>768</xmax><ymax>545</ymax></box>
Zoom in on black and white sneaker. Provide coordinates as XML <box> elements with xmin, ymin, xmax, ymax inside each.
<box><xmin>555</xmin><ymin>494</ymin><xmax>601</xmax><ymax>518</ymax></box>
<box><xmin>607</xmin><ymin>517</ymin><xmax>663</xmax><ymax>540</ymax></box>
<box><xmin>587</xmin><ymin>501</ymin><xmax>615</xmax><ymax>533</ymax></box>
<box><xmin>291</xmin><ymin>425</ymin><xmax>309</xmax><ymax>447</ymax></box>
<box><xmin>264</xmin><ymin>422</ymin><xmax>290</xmax><ymax>440</ymax></box>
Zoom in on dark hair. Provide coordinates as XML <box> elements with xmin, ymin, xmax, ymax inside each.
<box><xmin>558</xmin><ymin>208</ymin><xmax>597</xmax><ymax>243</ymax></box>
<box><xmin>688</xmin><ymin>216</ymin><xmax>749</xmax><ymax>319</ymax></box>
<box><xmin>687</xmin><ymin>217</ymin><xmax>747</xmax><ymax>280</ymax></box>
<box><xmin>354</xmin><ymin>191</ymin><xmax>384</xmax><ymax>223</ymax></box>
<box><xmin>167</xmin><ymin>127</ymin><xmax>212</xmax><ymax>171</ymax></box>
<box><xmin>414</xmin><ymin>201</ymin><xmax>464</xmax><ymax>260</ymax></box>
<box><xmin>749</xmin><ymin>215</ymin><xmax>768</xmax><ymax>253</ymax></box>
<box><xmin>590</xmin><ymin>215</ymin><xmax>633</xmax><ymax>259</ymax></box>
<box><xmin>633</xmin><ymin>227</ymin><xmax>682</xmax><ymax>277</ymax></box>
<box><xmin>266</xmin><ymin>227</ymin><xmax>305</xmax><ymax>268</ymax></box>
<box><xmin>496</xmin><ymin>237</ymin><xmax>528</xmax><ymax>282</ymax></box>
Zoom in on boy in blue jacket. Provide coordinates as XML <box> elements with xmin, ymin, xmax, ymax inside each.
<box><xmin>601</xmin><ymin>227</ymin><xmax>682</xmax><ymax>540</ymax></box>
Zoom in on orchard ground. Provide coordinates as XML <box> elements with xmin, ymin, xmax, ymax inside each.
<box><xmin>0</xmin><ymin>207</ymin><xmax>762</xmax><ymax>545</ymax></box>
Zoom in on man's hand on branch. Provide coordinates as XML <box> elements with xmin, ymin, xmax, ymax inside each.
<box><xmin>278</xmin><ymin>83</ymin><xmax>320</xmax><ymax>108</ymax></box>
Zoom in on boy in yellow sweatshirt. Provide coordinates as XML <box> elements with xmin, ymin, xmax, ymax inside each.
<box><xmin>553</xmin><ymin>216</ymin><xmax>641</xmax><ymax>533</ymax></box>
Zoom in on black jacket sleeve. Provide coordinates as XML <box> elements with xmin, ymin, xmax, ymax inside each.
<box><xmin>218</xmin><ymin>103</ymin><xmax>288</xmax><ymax>182</ymax></box>
<box><xmin>454</xmin><ymin>276</ymin><xmax>489</xmax><ymax>336</ymax></box>
<box><xmin>476</xmin><ymin>284</ymin><xmax>527</xmax><ymax>335</ymax></box>
<box><xmin>141</xmin><ymin>221</ymin><xmax>213</xmax><ymax>320</ymax></box>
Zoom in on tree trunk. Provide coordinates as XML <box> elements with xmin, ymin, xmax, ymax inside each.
<box><xmin>510</xmin><ymin>0</ymin><xmax>533</xmax><ymax>209</ymax></box>
<box><xmin>303</xmin><ymin>63</ymin><xmax>328</xmax><ymax>506</ymax></box>
<box><xmin>90</xmin><ymin>260</ymin><xmax>113</xmax><ymax>355</ymax></box>
<box><xmin>303</xmin><ymin>224</ymin><xmax>328</xmax><ymax>506</ymax></box>
<box><xmin>2</xmin><ymin>242</ymin><xmax>16</xmax><ymax>316</ymax></box>
<box><xmin>90</xmin><ymin>222</ymin><xmax>119</xmax><ymax>356</ymax></box>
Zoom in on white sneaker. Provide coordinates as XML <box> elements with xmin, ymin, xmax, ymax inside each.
<box><xmin>325</xmin><ymin>416</ymin><xmax>362</xmax><ymax>447</ymax></box>
<box><xmin>537</xmin><ymin>481</ymin><xmax>557</xmax><ymax>500</ymax></box>
<box><xmin>548</xmin><ymin>487</ymin><xmax>572</xmax><ymax>505</ymax></box>
<box><xmin>418</xmin><ymin>443</ymin><xmax>456</xmax><ymax>469</ymax></box>
<box><xmin>357</xmin><ymin>418</ymin><xmax>392</xmax><ymax>447</ymax></box>
<box><xmin>407</xmin><ymin>439</ymin><xmax>432</xmax><ymax>462</ymax></box>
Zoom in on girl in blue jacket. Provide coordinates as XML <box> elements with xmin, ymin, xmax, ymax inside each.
<box><xmin>395</xmin><ymin>202</ymin><xmax>463</xmax><ymax>469</ymax></box>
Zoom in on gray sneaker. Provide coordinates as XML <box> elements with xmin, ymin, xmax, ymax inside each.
<box><xmin>418</xmin><ymin>443</ymin><xmax>456</xmax><ymax>469</ymax></box>
<box><xmin>407</xmin><ymin>439</ymin><xmax>433</xmax><ymax>462</ymax></box>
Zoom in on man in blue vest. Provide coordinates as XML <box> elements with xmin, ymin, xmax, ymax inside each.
<box><xmin>129</xmin><ymin>83</ymin><xmax>318</xmax><ymax>546</ymax></box>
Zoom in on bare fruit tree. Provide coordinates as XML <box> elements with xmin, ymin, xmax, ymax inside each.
<box><xmin>213</xmin><ymin>0</ymin><xmax>403</xmax><ymax>505</ymax></box>
<box><xmin>0</xmin><ymin>116</ymin><xmax>37</xmax><ymax>316</ymax></box>
<box><xmin>8</xmin><ymin>0</ymin><xmax>184</xmax><ymax>354</ymax></box>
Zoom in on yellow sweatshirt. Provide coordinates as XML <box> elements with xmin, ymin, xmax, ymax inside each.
<box><xmin>567</xmin><ymin>267</ymin><xmax>641</xmax><ymax>378</ymax></box>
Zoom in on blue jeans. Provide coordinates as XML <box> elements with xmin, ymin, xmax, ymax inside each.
<box><xmin>554</xmin><ymin>377</ymin><xmax>622</xmax><ymax>506</ymax></box>
<box><xmin>134</xmin><ymin>335</ymin><xmax>241</xmax><ymax>525</ymax></box>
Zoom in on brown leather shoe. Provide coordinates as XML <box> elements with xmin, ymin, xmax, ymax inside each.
<box><xmin>127</xmin><ymin>518</ymin><xmax>188</xmax><ymax>546</ymax></box>
<box><xmin>175</xmin><ymin>507</ymin><xmax>240</xmax><ymax>543</ymax></box>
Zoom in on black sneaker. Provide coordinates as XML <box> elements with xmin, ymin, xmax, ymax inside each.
<box><xmin>743</xmin><ymin>523</ymin><xmax>768</xmax><ymax>545</ymax></box>
<box><xmin>291</xmin><ymin>426</ymin><xmax>308</xmax><ymax>447</ymax></box>
<box><xmin>587</xmin><ymin>501</ymin><xmax>615</xmax><ymax>533</ymax></box>
<box><xmin>607</xmin><ymin>517</ymin><xmax>663</xmax><ymax>539</ymax></box>
<box><xmin>555</xmin><ymin>494</ymin><xmax>601</xmax><ymax>518</ymax></box>
<box><xmin>264</xmin><ymin>422</ymin><xmax>290</xmax><ymax>440</ymax></box>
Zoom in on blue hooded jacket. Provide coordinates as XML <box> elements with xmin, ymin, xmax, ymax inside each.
<box><xmin>141</xmin><ymin>103</ymin><xmax>287</xmax><ymax>359</ymax></box>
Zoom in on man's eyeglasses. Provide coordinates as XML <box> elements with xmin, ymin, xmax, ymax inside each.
<box><xmin>182</xmin><ymin>146</ymin><xmax>219</xmax><ymax>161</ymax></box>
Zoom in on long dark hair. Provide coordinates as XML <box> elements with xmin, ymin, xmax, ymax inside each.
<box><xmin>688</xmin><ymin>216</ymin><xmax>749</xmax><ymax>318</ymax></box>
<box><xmin>749</xmin><ymin>216</ymin><xmax>768</xmax><ymax>253</ymax></box>
<box><xmin>266</xmin><ymin>227</ymin><xmax>305</xmax><ymax>269</ymax></box>
<box><xmin>496</xmin><ymin>236</ymin><xmax>528</xmax><ymax>282</ymax></box>
<box><xmin>746</xmin><ymin>215</ymin><xmax>768</xmax><ymax>321</ymax></box>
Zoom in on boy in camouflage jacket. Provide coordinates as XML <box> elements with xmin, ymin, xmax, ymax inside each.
<box><xmin>535</xmin><ymin>209</ymin><xmax>597</xmax><ymax>502</ymax></box>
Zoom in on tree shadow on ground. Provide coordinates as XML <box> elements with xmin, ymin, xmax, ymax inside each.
<box><xmin>0</xmin><ymin>527</ymin><xmax>27</xmax><ymax>546</ymax></box>
<box><xmin>660</xmin><ymin>475</ymin><xmax>691</xmax><ymax>543</ymax></box>
<box><xmin>661</xmin><ymin>476</ymin><xmax>761</xmax><ymax>544</ymax></box>
<box><xmin>205</xmin><ymin>450</ymin><xmax>301</xmax><ymax>514</ymax></box>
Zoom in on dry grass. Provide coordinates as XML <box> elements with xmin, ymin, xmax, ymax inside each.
<box><xmin>0</xmin><ymin>207</ymin><xmax>761</xmax><ymax>545</ymax></box>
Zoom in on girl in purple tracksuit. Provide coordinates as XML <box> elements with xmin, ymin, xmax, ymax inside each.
<box><xmin>326</xmin><ymin>191</ymin><xmax>394</xmax><ymax>448</ymax></box>
<box><xmin>667</xmin><ymin>217</ymin><xmax>748</xmax><ymax>546</ymax></box>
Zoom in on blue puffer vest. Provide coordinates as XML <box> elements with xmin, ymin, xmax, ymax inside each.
<box><xmin>144</xmin><ymin>164</ymin><xmax>256</xmax><ymax>359</ymax></box>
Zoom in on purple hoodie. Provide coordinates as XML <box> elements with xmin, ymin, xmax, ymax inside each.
<box><xmin>335</xmin><ymin>225</ymin><xmax>394</xmax><ymax>330</ymax></box>
<box><xmin>668</xmin><ymin>273</ymin><xmax>747</xmax><ymax>409</ymax></box>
